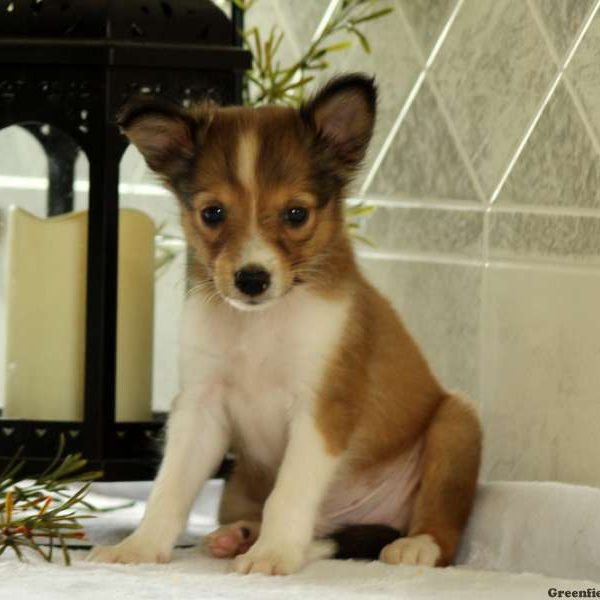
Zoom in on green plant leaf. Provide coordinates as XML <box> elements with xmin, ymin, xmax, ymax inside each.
<box><xmin>350</xmin><ymin>7</ymin><xmax>394</xmax><ymax>25</ymax></box>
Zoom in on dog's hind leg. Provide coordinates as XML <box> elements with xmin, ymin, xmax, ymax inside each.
<box><xmin>380</xmin><ymin>394</ymin><xmax>482</xmax><ymax>567</ymax></box>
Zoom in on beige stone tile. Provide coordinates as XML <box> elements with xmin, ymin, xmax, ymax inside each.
<box><xmin>321</xmin><ymin>8</ymin><xmax>422</xmax><ymax>189</ymax></box>
<box><xmin>481</xmin><ymin>265</ymin><xmax>600</xmax><ymax>485</ymax></box>
<box><xmin>431</xmin><ymin>0</ymin><xmax>556</xmax><ymax>196</ymax></box>
<box><xmin>363</xmin><ymin>204</ymin><xmax>483</xmax><ymax>258</ymax></box>
<box><xmin>275</xmin><ymin>0</ymin><xmax>327</xmax><ymax>53</ymax></box>
<box><xmin>533</xmin><ymin>0</ymin><xmax>594</xmax><ymax>58</ymax></box>
<box><xmin>367</xmin><ymin>80</ymin><xmax>479</xmax><ymax>200</ymax></box>
<box><xmin>489</xmin><ymin>211</ymin><xmax>600</xmax><ymax>265</ymax></box>
<box><xmin>567</xmin><ymin>12</ymin><xmax>600</xmax><ymax>144</ymax></box>
<box><xmin>359</xmin><ymin>257</ymin><xmax>482</xmax><ymax>404</ymax></box>
<box><xmin>497</xmin><ymin>83</ymin><xmax>600</xmax><ymax>208</ymax></box>
<box><xmin>397</xmin><ymin>0</ymin><xmax>458</xmax><ymax>57</ymax></box>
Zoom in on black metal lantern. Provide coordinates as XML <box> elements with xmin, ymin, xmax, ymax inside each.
<box><xmin>0</xmin><ymin>0</ymin><xmax>250</xmax><ymax>479</ymax></box>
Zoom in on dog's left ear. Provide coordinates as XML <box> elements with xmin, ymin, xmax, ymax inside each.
<box><xmin>301</xmin><ymin>73</ymin><xmax>377</xmax><ymax>170</ymax></box>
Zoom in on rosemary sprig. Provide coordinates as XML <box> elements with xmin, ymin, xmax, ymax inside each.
<box><xmin>0</xmin><ymin>436</ymin><xmax>102</xmax><ymax>564</ymax></box>
<box><xmin>241</xmin><ymin>0</ymin><xmax>394</xmax><ymax>107</ymax></box>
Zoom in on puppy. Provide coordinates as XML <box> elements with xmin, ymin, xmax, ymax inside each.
<box><xmin>88</xmin><ymin>73</ymin><xmax>482</xmax><ymax>575</ymax></box>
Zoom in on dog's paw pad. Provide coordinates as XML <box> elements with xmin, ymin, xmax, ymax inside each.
<box><xmin>205</xmin><ymin>521</ymin><xmax>259</xmax><ymax>558</ymax></box>
<box><xmin>380</xmin><ymin>534</ymin><xmax>441</xmax><ymax>567</ymax></box>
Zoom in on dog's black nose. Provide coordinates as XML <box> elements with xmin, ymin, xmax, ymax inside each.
<box><xmin>234</xmin><ymin>266</ymin><xmax>271</xmax><ymax>297</ymax></box>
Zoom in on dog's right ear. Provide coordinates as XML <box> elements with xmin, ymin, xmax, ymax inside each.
<box><xmin>117</xmin><ymin>96</ymin><xmax>212</xmax><ymax>181</ymax></box>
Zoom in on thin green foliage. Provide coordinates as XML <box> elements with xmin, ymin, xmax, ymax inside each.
<box><xmin>0</xmin><ymin>435</ymin><xmax>103</xmax><ymax>564</ymax></box>
<box><xmin>242</xmin><ymin>0</ymin><xmax>393</xmax><ymax>107</ymax></box>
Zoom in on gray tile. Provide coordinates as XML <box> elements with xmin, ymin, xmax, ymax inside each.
<box><xmin>431</xmin><ymin>0</ymin><xmax>556</xmax><ymax>197</ymax></box>
<box><xmin>367</xmin><ymin>80</ymin><xmax>479</xmax><ymax>200</ymax></box>
<box><xmin>397</xmin><ymin>0</ymin><xmax>458</xmax><ymax>56</ymax></box>
<box><xmin>363</xmin><ymin>204</ymin><xmax>483</xmax><ymax>258</ymax></box>
<box><xmin>533</xmin><ymin>0</ymin><xmax>594</xmax><ymax>57</ymax></box>
<box><xmin>481</xmin><ymin>265</ymin><xmax>600</xmax><ymax>485</ymax></box>
<box><xmin>360</xmin><ymin>257</ymin><xmax>482</xmax><ymax>403</ymax></box>
<box><xmin>567</xmin><ymin>11</ymin><xmax>600</xmax><ymax>145</ymax></box>
<box><xmin>497</xmin><ymin>83</ymin><xmax>600</xmax><ymax>209</ymax></box>
<box><xmin>276</xmin><ymin>0</ymin><xmax>328</xmax><ymax>54</ymax></box>
<box><xmin>320</xmin><ymin>7</ymin><xmax>422</xmax><ymax>189</ymax></box>
<box><xmin>489</xmin><ymin>211</ymin><xmax>600</xmax><ymax>265</ymax></box>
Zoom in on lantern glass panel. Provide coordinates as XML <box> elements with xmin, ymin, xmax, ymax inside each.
<box><xmin>0</xmin><ymin>122</ymin><xmax>89</xmax><ymax>422</ymax></box>
<box><xmin>117</xmin><ymin>143</ymin><xmax>183</xmax><ymax>421</ymax></box>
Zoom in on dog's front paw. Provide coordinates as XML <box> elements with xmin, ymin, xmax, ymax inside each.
<box><xmin>87</xmin><ymin>533</ymin><xmax>172</xmax><ymax>565</ymax></box>
<box><xmin>233</xmin><ymin>541</ymin><xmax>304</xmax><ymax>575</ymax></box>
<box><xmin>380</xmin><ymin>534</ymin><xmax>441</xmax><ymax>567</ymax></box>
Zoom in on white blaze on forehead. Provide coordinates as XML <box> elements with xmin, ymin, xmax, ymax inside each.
<box><xmin>236</xmin><ymin>128</ymin><xmax>259</xmax><ymax>194</ymax></box>
<box><xmin>239</xmin><ymin>233</ymin><xmax>279</xmax><ymax>271</ymax></box>
<box><xmin>236</xmin><ymin>128</ymin><xmax>278</xmax><ymax>272</ymax></box>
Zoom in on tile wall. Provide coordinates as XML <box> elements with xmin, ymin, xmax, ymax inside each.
<box><xmin>2</xmin><ymin>1</ymin><xmax>600</xmax><ymax>486</ymax></box>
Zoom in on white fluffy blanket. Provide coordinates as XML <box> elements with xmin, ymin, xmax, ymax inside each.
<box><xmin>1</xmin><ymin>480</ymin><xmax>599</xmax><ymax>599</ymax></box>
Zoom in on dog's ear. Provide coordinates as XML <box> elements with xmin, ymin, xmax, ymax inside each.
<box><xmin>301</xmin><ymin>73</ymin><xmax>377</xmax><ymax>170</ymax></box>
<box><xmin>117</xmin><ymin>96</ymin><xmax>213</xmax><ymax>181</ymax></box>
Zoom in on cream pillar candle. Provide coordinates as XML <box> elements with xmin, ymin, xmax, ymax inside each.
<box><xmin>4</xmin><ymin>207</ymin><xmax>154</xmax><ymax>422</ymax></box>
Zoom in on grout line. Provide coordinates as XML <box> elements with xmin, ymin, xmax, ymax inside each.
<box><xmin>394</xmin><ymin>0</ymin><xmax>428</xmax><ymax>66</ymax></box>
<box><xmin>488</xmin><ymin>73</ymin><xmax>561</xmax><ymax>204</ymax></box>
<box><xmin>426</xmin><ymin>77</ymin><xmax>488</xmax><ymax>203</ymax></box>
<box><xmin>423</xmin><ymin>0</ymin><xmax>466</xmax><ymax>69</ymax></box>
<box><xmin>354</xmin><ymin>194</ymin><xmax>600</xmax><ymax>219</ymax></box>
<box><xmin>396</xmin><ymin>0</ymin><xmax>487</xmax><ymax>203</ymax></box>
<box><xmin>359</xmin><ymin>71</ymin><xmax>427</xmax><ymax>194</ymax></box>
<box><xmin>359</xmin><ymin>0</ymin><xmax>465</xmax><ymax>195</ymax></box>
<box><xmin>484</xmin><ymin>257</ymin><xmax>600</xmax><ymax>276</ymax></box>
<box><xmin>492</xmin><ymin>203</ymin><xmax>600</xmax><ymax>219</ymax></box>
<box><xmin>527</xmin><ymin>0</ymin><xmax>600</xmax><ymax>164</ymax></box>
<box><xmin>311</xmin><ymin>0</ymin><xmax>341</xmax><ymax>44</ymax></box>
<box><xmin>489</xmin><ymin>0</ymin><xmax>600</xmax><ymax>204</ymax></box>
<box><xmin>358</xmin><ymin>248</ymin><xmax>600</xmax><ymax>276</ymax></box>
<box><xmin>358</xmin><ymin>248</ymin><xmax>482</xmax><ymax>266</ymax></box>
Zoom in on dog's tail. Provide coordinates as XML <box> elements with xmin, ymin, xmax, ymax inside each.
<box><xmin>308</xmin><ymin>525</ymin><xmax>403</xmax><ymax>561</ymax></box>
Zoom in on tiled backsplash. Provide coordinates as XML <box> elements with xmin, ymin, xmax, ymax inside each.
<box><xmin>1</xmin><ymin>0</ymin><xmax>599</xmax><ymax>487</ymax></box>
<box><xmin>252</xmin><ymin>0</ymin><xmax>600</xmax><ymax>486</ymax></box>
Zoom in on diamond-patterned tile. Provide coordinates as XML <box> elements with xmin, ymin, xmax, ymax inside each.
<box><xmin>397</xmin><ymin>0</ymin><xmax>458</xmax><ymax>57</ymax></box>
<box><xmin>497</xmin><ymin>83</ymin><xmax>600</xmax><ymax>208</ymax></box>
<box><xmin>567</xmin><ymin>11</ymin><xmax>600</xmax><ymax>144</ymax></box>
<box><xmin>319</xmin><ymin>7</ymin><xmax>422</xmax><ymax>188</ymax></box>
<box><xmin>367</xmin><ymin>79</ymin><xmax>479</xmax><ymax>200</ymax></box>
<box><xmin>532</xmin><ymin>0</ymin><xmax>594</xmax><ymax>58</ymax></box>
<box><xmin>431</xmin><ymin>0</ymin><xmax>556</xmax><ymax>197</ymax></box>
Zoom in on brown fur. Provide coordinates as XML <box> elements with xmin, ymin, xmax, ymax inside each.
<box><xmin>119</xmin><ymin>74</ymin><xmax>482</xmax><ymax>566</ymax></box>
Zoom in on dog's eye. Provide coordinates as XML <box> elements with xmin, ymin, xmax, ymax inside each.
<box><xmin>283</xmin><ymin>206</ymin><xmax>309</xmax><ymax>227</ymax></box>
<box><xmin>200</xmin><ymin>205</ymin><xmax>226</xmax><ymax>227</ymax></box>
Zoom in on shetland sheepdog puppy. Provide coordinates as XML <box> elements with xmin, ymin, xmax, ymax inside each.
<box><xmin>89</xmin><ymin>73</ymin><xmax>481</xmax><ymax>575</ymax></box>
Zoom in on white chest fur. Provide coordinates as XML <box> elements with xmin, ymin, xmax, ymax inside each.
<box><xmin>178</xmin><ymin>288</ymin><xmax>350</xmax><ymax>468</ymax></box>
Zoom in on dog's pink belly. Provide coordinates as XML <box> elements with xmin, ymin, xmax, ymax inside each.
<box><xmin>316</xmin><ymin>440</ymin><xmax>423</xmax><ymax>537</ymax></box>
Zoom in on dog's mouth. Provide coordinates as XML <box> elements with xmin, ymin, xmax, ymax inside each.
<box><xmin>223</xmin><ymin>281</ymin><xmax>300</xmax><ymax>312</ymax></box>
<box><xmin>224</xmin><ymin>295</ymin><xmax>280</xmax><ymax>312</ymax></box>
